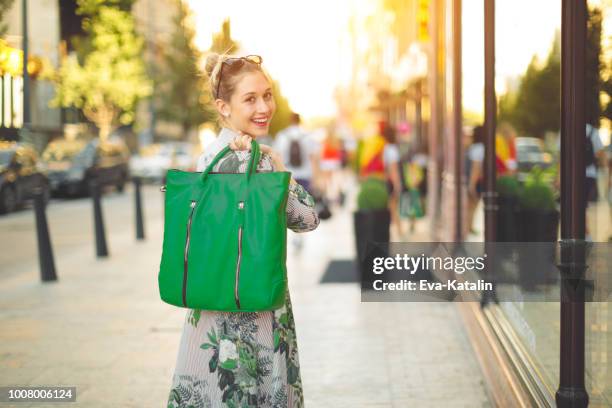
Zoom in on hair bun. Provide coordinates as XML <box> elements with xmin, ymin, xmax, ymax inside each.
<box><xmin>204</xmin><ymin>53</ymin><xmax>221</xmax><ymax>78</ymax></box>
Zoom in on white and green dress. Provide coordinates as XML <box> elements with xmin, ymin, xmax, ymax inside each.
<box><xmin>166</xmin><ymin>128</ymin><xmax>320</xmax><ymax>408</ymax></box>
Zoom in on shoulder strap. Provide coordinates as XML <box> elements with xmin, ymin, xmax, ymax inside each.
<box><xmin>200</xmin><ymin>140</ymin><xmax>260</xmax><ymax>183</ymax></box>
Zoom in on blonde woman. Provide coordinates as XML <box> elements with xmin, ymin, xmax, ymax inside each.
<box><xmin>166</xmin><ymin>54</ymin><xmax>319</xmax><ymax>407</ymax></box>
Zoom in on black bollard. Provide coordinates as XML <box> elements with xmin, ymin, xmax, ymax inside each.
<box><xmin>33</xmin><ymin>188</ymin><xmax>57</xmax><ymax>281</ymax></box>
<box><xmin>134</xmin><ymin>176</ymin><xmax>145</xmax><ymax>240</ymax></box>
<box><xmin>90</xmin><ymin>178</ymin><xmax>109</xmax><ymax>257</ymax></box>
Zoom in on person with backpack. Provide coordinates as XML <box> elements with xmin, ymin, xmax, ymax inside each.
<box><xmin>585</xmin><ymin>123</ymin><xmax>605</xmax><ymax>240</ymax></box>
<box><xmin>274</xmin><ymin>113</ymin><xmax>322</xmax><ymax>250</ymax></box>
<box><xmin>586</xmin><ymin>123</ymin><xmax>605</xmax><ymax>203</ymax></box>
<box><xmin>555</xmin><ymin>123</ymin><xmax>606</xmax><ymax>240</ymax></box>
<box><xmin>274</xmin><ymin>112</ymin><xmax>319</xmax><ymax>194</ymax></box>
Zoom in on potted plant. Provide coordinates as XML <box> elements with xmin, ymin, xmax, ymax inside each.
<box><xmin>353</xmin><ymin>177</ymin><xmax>390</xmax><ymax>289</ymax></box>
<box><xmin>496</xmin><ymin>175</ymin><xmax>521</xmax><ymax>242</ymax></box>
<box><xmin>518</xmin><ymin>167</ymin><xmax>559</xmax><ymax>242</ymax></box>
<box><xmin>517</xmin><ymin>167</ymin><xmax>559</xmax><ymax>288</ymax></box>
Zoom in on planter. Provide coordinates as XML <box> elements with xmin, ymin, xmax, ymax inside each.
<box><xmin>517</xmin><ymin>208</ymin><xmax>560</xmax><ymax>289</ymax></box>
<box><xmin>353</xmin><ymin>209</ymin><xmax>390</xmax><ymax>289</ymax></box>
<box><xmin>496</xmin><ymin>196</ymin><xmax>520</xmax><ymax>242</ymax></box>
<box><xmin>518</xmin><ymin>208</ymin><xmax>559</xmax><ymax>243</ymax></box>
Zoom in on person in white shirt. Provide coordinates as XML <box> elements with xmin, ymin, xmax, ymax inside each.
<box><xmin>275</xmin><ymin>113</ymin><xmax>320</xmax><ymax>251</ymax></box>
<box><xmin>381</xmin><ymin>124</ymin><xmax>403</xmax><ymax>237</ymax></box>
<box><xmin>466</xmin><ymin>125</ymin><xmax>484</xmax><ymax>236</ymax></box>
<box><xmin>274</xmin><ymin>113</ymin><xmax>319</xmax><ymax>194</ymax></box>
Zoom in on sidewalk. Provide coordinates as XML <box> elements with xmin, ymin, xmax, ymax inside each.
<box><xmin>0</xmin><ymin>184</ymin><xmax>492</xmax><ymax>407</ymax></box>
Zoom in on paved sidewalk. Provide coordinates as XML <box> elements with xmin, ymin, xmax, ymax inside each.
<box><xmin>0</xmin><ymin>184</ymin><xmax>492</xmax><ymax>407</ymax></box>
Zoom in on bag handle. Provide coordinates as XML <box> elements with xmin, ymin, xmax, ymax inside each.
<box><xmin>200</xmin><ymin>139</ymin><xmax>261</xmax><ymax>184</ymax></box>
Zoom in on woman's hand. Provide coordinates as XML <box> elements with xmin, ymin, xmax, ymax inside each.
<box><xmin>229</xmin><ymin>131</ymin><xmax>252</xmax><ymax>151</ymax></box>
<box><xmin>260</xmin><ymin>144</ymin><xmax>287</xmax><ymax>172</ymax></box>
<box><xmin>229</xmin><ymin>131</ymin><xmax>287</xmax><ymax>172</ymax></box>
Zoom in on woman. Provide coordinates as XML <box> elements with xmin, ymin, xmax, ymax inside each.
<box><xmin>166</xmin><ymin>53</ymin><xmax>319</xmax><ymax>408</ymax></box>
<box><xmin>319</xmin><ymin>126</ymin><xmax>343</xmax><ymax>204</ymax></box>
<box><xmin>381</xmin><ymin>123</ymin><xmax>403</xmax><ymax>238</ymax></box>
<box><xmin>466</xmin><ymin>125</ymin><xmax>484</xmax><ymax>236</ymax></box>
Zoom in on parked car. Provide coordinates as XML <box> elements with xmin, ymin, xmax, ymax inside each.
<box><xmin>129</xmin><ymin>142</ymin><xmax>198</xmax><ymax>182</ymax></box>
<box><xmin>42</xmin><ymin>138</ymin><xmax>130</xmax><ymax>197</ymax></box>
<box><xmin>516</xmin><ymin>137</ymin><xmax>553</xmax><ymax>174</ymax></box>
<box><xmin>0</xmin><ymin>141</ymin><xmax>50</xmax><ymax>214</ymax></box>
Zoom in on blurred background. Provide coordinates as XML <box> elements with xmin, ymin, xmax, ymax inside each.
<box><xmin>0</xmin><ymin>0</ymin><xmax>611</xmax><ymax>406</ymax></box>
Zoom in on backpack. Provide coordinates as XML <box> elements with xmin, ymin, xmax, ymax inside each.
<box><xmin>289</xmin><ymin>138</ymin><xmax>303</xmax><ymax>167</ymax></box>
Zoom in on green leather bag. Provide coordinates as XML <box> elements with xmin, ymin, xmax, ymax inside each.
<box><xmin>158</xmin><ymin>140</ymin><xmax>291</xmax><ymax>311</ymax></box>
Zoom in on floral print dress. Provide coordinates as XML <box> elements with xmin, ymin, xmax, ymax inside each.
<box><xmin>167</xmin><ymin>128</ymin><xmax>320</xmax><ymax>408</ymax></box>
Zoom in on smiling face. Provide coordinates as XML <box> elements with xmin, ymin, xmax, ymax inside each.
<box><xmin>216</xmin><ymin>71</ymin><xmax>276</xmax><ymax>138</ymax></box>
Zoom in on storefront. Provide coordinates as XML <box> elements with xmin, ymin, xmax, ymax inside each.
<box><xmin>427</xmin><ymin>0</ymin><xmax>610</xmax><ymax>406</ymax></box>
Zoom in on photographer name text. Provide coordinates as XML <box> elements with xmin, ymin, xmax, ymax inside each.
<box><xmin>372</xmin><ymin>279</ymin><xmax>493</xmax><ymax>291</ymax></box>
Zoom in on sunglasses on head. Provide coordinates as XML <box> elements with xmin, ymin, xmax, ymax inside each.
<box><xmin>216</xmin><ymin>55</ymin><xmax>263</xmax><ymax>99</ymax></box>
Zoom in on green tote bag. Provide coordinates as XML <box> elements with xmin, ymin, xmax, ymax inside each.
<box><xmin>158</xmin><ymin>140</ymin><xmax>291</xmax><ymax>312</ymax></box>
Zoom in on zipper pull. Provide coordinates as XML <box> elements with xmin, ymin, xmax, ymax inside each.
<box><xmin>237</xmin><ymin>201</ymin><xmax>245</xmax><ymax>227</ymax></box>
<box><xmin>190</xmin><ymin>201</ymin><xmax>196</xmax><ymax>208</ymax></box>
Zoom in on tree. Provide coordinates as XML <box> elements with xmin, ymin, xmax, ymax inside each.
<box><xmin>269</xmin><ymin>80</ymin><xmax>292</xmax><ymax>137</ymax></box>
<box><xmin>155</xmin><ymin>0</ymin><xmax>213</xmax><ymax>139</ymax></box>
<box><xmin>586</xmin><ymin>6</ymin><xmax>603</xmax><ymax>126</ymax></box>
<box><xmin>500</xmin><ymin>7</ymin><xmax>609</xmax><ymax>135</ymax></box>
<box><xmin>498</xmin><ymin>35</ymin><xmax>561</xmax><ymax>138</ymax></box>
<box><xmin>76</xmin><ymin>0</ymin><xmax>133</xmax><ymax>15</ymax></box>
<box><xmin>71</xmin><ymin>0</ymin><xmax>135</xmax><ymax>63</ymax></box>
<box><xmin>210</xmin><ymin>19</ymin><xmax>238</xmax><ymax>55</ymax></box>
<box><xmin>0</xmin><ymin>0</ymin><xmax>15</xmax><ymax>37</ymax></box>
<box><xmin>51</xmin><ymin>5</ymin><xmax>151</xmax><ymax>141</ymax></box>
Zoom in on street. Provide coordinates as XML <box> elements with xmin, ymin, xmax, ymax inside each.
<box><xmin>0</xmin><ymin>184</ymin><xmax>164</xmax><ymax>280</ymax></box>
<box><xmin>0</xmin><ymin>183</ymin><xmax>492</xmax><ymax>407</ymax></box>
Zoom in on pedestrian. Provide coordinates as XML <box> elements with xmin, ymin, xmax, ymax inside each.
<box><xmin>400</xmin><ymin>142</ymin><xmax>427</xmax><ymax>233</ymax></box>
<box><xmin>274</xmin><ymin>112</ymin><xmax>320</xmax><ymax>250</ymax></box>
<box><xmin>381</xmin><ymin>123</ymin><xmax>403</xmax><ymax>238</ymax></box>
<box><xmin>319</xmin><ymin>126</ymin><xmax>343</xmax><ymax>203</ymax></box>
<box><xmin>496</xmin><ymin>123</ymin><xmax>517</xmax><ymax>176</ymax></box>
<box><xmin>585</xmin><ymin>123</ymin><xmax>605</xmax><ymax>240</ymax></box>
<box><xmin>166</xmin><ymin>53</ymin><xmax>320</xmax><ymax>408</ymax></box>
<box><xmin>274</xmin><ymin>112</ymin><xmax>319</xmax><ymax>194</ymax></box>
<box><xmin>466</xmin><ymin>125</ymin><xmax>485</xmax><ymax>236</ymax></box>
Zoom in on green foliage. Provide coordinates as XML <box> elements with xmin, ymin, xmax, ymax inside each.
<box><xmin>156</xmin><ymin>0</ymin><xmax>214</xmax><ymax>137</ymax></box>
<box><xmin>357</xmin><ymin>177</ymin><xmax>389</xmax><ymax>211</ymax></box>
<box><xmin>76</xmin><ymin>0</ymin><xmax>133</xmax><ymax>15</ymax></box>
<box><xmin>51</xmin><ymin>5</ymin><xmax>151</xmax><ymax>140</ymax></box>
<box><xmin>268</xmin><ymin>81</ymin><xmax>292</xmax><ymax>137</ymax></box>
<box><xmin>210</xmin><ymin>19</ymin><xmax>238</xmax><ymax>54</ymax></box>
<box><xmin>0</xmin><ymin>0</ymin><xmax>15</xmax><ymax>37</ymax></box>
<box><xmin>519</xmin><ymin>167</ymin><xmax>557</xmax><ymax>211</ymax></box>
<box><xmin>496</xmin><ymin>175</ymin><xmax>520</xmax><ymax>198</ymax></box>
<box><xmin>501</xmin><ymin>7</ymin><xmax>607</xmax><ymax>134</ymax></box>
<box><xmin>586</xmin><ymin>6</ymin><xmax>603</xmax><ymax>127</ymax></box>
<box><xmin>506</xmin><ymin>35</ymin><xmax>560</xmax><ymax>138</ymax></box>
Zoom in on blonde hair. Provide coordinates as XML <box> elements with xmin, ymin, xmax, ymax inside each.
<box><xmin>204</xmin><ymin>53</ymin><xmax>268</xmax><ymax>102</ymax></box>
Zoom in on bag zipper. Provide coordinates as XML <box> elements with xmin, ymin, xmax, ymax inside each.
<box><xmin>183</xmin><ymin>200</ymin><xmax>197</xmax><ymax>306</ymax></box>
<box><xmin>235</xmin><ymin>201</ymin><xmax>245</xmax><ymax>309</ymax></box>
